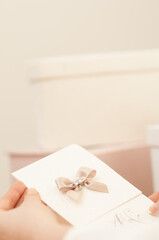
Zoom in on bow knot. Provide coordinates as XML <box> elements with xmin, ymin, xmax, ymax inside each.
<box><xmin>72</xmin><ymin>177</ymin><xmax>84</xmax><ymax>189</ymax></box>
<box><xmin>55</xmin><ymin>167</ymin><xmax>108</xmax><ymax>201</ymax></box>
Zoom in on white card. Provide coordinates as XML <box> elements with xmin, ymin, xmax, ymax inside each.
<box><xmin>67</xmin><ymin>195</ymin><xmax>159</xmax><ymax>240</ymax></box>
<box><xmin>88</xmin><ymin>194</ymin><xmax>157</xmax><ymax>230</ymax></box>
<box><xmin>12</xmin><ymin>144</ymin><xmax>141</xmax><ymax>227</ymax></box>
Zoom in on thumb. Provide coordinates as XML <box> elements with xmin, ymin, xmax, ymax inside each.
<box><xmin>23</xmin><ymin>188</ymin><xmax>41</xmax><ymax>205</ymax></box>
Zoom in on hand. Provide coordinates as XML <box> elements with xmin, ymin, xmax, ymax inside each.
<box><xmin>0</xmin><ymin>181</ymin><xmax>71</xmax><ymax>240</ymax></box>
<box><xmin>149</xmin><ymin>191</ymin><xmax>159</xmax><ymax>214</ymax></box>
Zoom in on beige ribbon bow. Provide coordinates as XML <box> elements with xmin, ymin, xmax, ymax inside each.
<box><xmin>55</xmin><ymin>167</ymin><xmax>108</xmax><ymax>201</ymax></box>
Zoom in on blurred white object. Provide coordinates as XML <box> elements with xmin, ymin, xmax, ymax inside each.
<box><xmin>29</xmin><ymin>49</ymin><xmax>159</xmax><ymax>149</ymax></box>
<box><xmin>147</xmin><ymin>125</ymin><xmax>159</xmax><ymax>192</ymax></box>
<box><xmin>147</xmin><ymin>125</ymin><xmax>159</xmax><ymax>146</ymax></box>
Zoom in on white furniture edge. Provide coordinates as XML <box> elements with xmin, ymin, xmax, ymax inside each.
<box><xmin>147</xmin><ymin>125</ymin><xmax>159</xmax><ymax>147</ymax></box>
<box><xmin>147</xmin><ymin>125</ymin><xmax>159</xmax><ymax>192</ymax></box>
<box><xmin>28</xmin><ymin>49</ymin><xmax>159</xmax><ymax>80</ymax></box>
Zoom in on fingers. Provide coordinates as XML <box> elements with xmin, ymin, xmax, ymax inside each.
<box><xmin>22</xmin><ymin>188</ymin><xmax>41</xmax><ymax>205</ymax></box>
<box><xmin>0</xmin><ymin>181</ymin><xmax>26</xmax><ymax>211</ymax></box>
<box><xmin>149</xmin><ymin>191</ymin><xmax>159</xmax><ymax>203</ymax></box>
<box><xmin>148</xmin><ymin>191</ymin><xmax>159</xmax><ymax>215</ymax></box>
<box><xmin>149</xmin><ymin>201</ymin><xmax>159</xmax><ymax>214</ymax></box>
<box><xmin>53</xmin><ymin>211</ymin><xmax>71</xmax><ymax>226</ymax></box>
<box><xmin>15</xmin><ymin>189</ymin><xmax>27</xmax><ymax>207</ymax></box>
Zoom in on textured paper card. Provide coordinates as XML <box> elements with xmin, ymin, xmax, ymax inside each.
<box><xmin>88</xmin><ymin>194</ymin><xmax>157</xmax><ymax>230</ymax></box>
<box><xmin>12</xmin><ymin>144</ymin><xmax>141</xmax><ymax>227</ymax></box>
<box><xmin>65</xmin><ymin>195</ymin><xmax>159</xmax><ymax>240</ymax></box>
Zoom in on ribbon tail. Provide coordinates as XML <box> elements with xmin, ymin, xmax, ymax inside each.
<box><xmin>86</xmin><ymin>180</ymin><xmax>109</xmax><ymax>193</ymax></box>
<box><xmin>66</xmin><ymin>189</ymin><xmax>82</xmax><ymax>202</ymax></box>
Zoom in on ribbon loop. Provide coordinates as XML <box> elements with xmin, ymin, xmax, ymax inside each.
<box><xmin>76</xmin><ymin>167</ymin><xmax>96</xmax><ymax>180</ymax></box>
<box><xmin>55</xmin><ymin>177</ymin><xmax>73</xmax><ymax>193</ymax></box>
<box><xmin>55</xmin><ymin>167</ymin><xmax>108</xmax><ymax>201</ymax></box>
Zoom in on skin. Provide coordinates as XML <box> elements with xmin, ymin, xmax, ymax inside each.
<box><xmin>0</xmin><ymin>182</ymin><xmax>158</xmax><ymax>240</ymax></box>
<box><xmin>149</xmin><ymin>191</ymin><xmax>159</xmax><ymax>214</ymax></box>
<box><xmin>0</xmin><ymin>181</ymin><xmax>71</xmax><ymax>240</ymax></box>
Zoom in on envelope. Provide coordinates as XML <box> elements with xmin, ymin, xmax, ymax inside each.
<box><xmin>12</xmin><ymin>144</ymin><xmax>147</xmax><ymax>227</ymax></box>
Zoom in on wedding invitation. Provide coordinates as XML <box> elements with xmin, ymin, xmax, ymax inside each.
<box><xmin>12</xmin><ymin>144</ymin><xmax>158</xmax><ymax>228</ymax></box>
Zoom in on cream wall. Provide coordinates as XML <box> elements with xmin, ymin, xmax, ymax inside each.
<box><xmin>0</xmin><ymin>0</ymin><xmax>159</xmax><ymax>196</ymax></box>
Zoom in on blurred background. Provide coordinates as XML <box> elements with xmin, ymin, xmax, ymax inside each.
<box><xmin>0</xmin><ymin>0</ymin><xmax>159</xmax><ymax>197</ymax></box>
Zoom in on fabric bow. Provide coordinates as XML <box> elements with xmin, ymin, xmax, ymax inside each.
<box><xmin>55</xmin><ymin>167</ymin><xmax>108</xmax><ymax>201</ymax></box>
